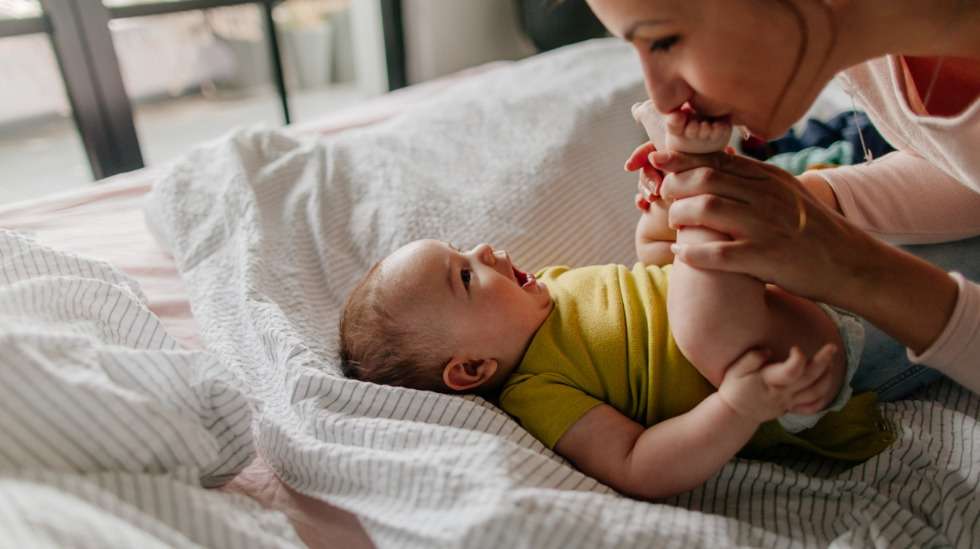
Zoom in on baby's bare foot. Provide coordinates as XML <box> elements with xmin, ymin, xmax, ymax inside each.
<box><xmin>664</xmin><ymin>108</ymin><xmax>732</xmax><ymax>154</ymax></box>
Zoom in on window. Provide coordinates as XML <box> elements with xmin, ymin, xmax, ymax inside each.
<box><xmin>0</xmin><ymin>0</ymin><xmax>390</xmax><ymax>205</ymax></box>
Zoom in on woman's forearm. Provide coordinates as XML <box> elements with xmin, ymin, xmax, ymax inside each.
<box><xmin>838</xmin><ymin>232</ymin><xmax>958</xmax><ymax>355</ymax></box>
<box><xmin>801</xmin><ymin>170</ymin><xmax>959</xmax><ymax>355</ymax></box>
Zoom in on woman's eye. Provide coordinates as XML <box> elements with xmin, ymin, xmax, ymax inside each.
<box><xmin>460</xmin><ymin>269</ymin><xmax>472</xmax><ymax>290</ymax></box>
<box><xmin>649</xmin><ymin>35</ymin><xmax>679</xmax><ymax>53</ymax></box>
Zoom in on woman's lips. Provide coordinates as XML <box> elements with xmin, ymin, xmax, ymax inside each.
<box><xmin>679</xmin><ymin>101</ymin><xmax>732</xmax><ymax>124</ymax></box>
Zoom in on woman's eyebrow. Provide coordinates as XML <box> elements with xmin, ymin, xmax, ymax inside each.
<box><xmin>623</xmin><ymin>19</ymin><xmax>670</xmax><ymax>41</ymax></box>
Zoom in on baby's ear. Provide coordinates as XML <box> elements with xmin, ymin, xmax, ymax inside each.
<box><xmin>443</xmin><ymin>357</ymin><xmax>498</xmax><ymax>391</ymax></box>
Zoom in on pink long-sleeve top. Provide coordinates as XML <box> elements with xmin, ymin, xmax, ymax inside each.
<box><xmin>815</xmin><ymin>55</ymin><xmax>980</xmax><ymax>393</ymax></box>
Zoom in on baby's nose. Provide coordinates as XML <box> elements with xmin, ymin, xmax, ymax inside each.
<box><xmin>472</xmin><ymin>244</ymin><xmax>496</xmax><ymax>265</ymax></box>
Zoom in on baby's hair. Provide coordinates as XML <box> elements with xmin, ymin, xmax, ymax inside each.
<box><xmin>339</xmin><ymin>260</ymin><xmax>451</xmax><ymax>392</ymax></box>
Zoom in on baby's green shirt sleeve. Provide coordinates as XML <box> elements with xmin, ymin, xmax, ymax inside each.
<box><xmin>498</xmin><ymin>373</ymin><xmax>604</xmax><ymax>449</ymax></box>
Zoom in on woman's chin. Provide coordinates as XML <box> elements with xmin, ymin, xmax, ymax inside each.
<box><xmin>735</xmin><ymin>115</ymin><xmax>794</xmax><ymax>142</ymax></box>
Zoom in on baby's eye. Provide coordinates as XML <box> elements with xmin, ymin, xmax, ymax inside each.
<box><xmin>649</xmin><ymin>35</ymin><xmax>679</xmax><ymax>54</ymax></box>
<box><xmin>460</xmin><ymin>269</ymin><xmax>472</xmax><ymax>290</ymax></box>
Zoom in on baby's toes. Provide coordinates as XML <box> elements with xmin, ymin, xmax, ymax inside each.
<box><xmin>665</xmin><ymin>111</ymin><xmax>687</xmax><ymax>134</ymax></box>
<box><xmin>684</xmin><ymin>118</ymin><xmax>701</xmax><ymax>139</ymax></box>
<box><xmin>711</xmin><ymin>122</ymin><xmax>732</xmax><ymax>142</ymax></box>
<box><xmin>699</xmin><ymin>120</ymin><xmax>714</xmax><ymax>140</ymax></box>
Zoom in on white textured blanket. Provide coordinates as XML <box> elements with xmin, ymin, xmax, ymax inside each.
<box><xmin>0</xmin><ymin>230</ymin><xmax>302</xmax><ymax>547</ymax></box>
<box><xmin>12</xmin><ymin>38</ymin><xmax>967</xmax><ymax>547</ymax></box>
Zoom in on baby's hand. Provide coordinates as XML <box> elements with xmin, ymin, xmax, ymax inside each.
<box><xmin>625</xmin><ymin>141</ymin><xmax>664</xmax><ymax>207</ymax></box>
<box><xmin>663</xmin><ymin>107</ymin><xmax>732</xmax><ymax>154</ymax></box>
<box><xmin>718</xmin><ymin>345</ymin><xmax>837</xmax><ymax>424</ymax></box>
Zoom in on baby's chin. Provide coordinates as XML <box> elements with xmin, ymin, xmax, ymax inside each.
<box><xmin>529</xmin><ymin>281</ymin><xmax>554</xmax><ymax>317</ymax></box>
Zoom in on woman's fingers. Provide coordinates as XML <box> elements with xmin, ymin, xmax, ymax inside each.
<box><xmin>651</xmin><ymin>149</ymin><xmax>772</xmax><ymax>180</ymax></box>
<box><xmin>670</xmin><ymin>239</ymin><xmax>773</xmax><ymax>276</ymax></box>
<box><xmin>625</xmin><ymin>141</ymin><xmax>657</xmax><ymax>172</ymax></box>
<box><xmin>667</xmin><ymin>194</ymin><xmax>769</xmax><ymax>236</ymax></box>
<box><xmin>646</xmin><ymin>148</ymin><xmax>858</xmax><ymax>303</ymax></box>
<box><xmin>658</xmin><ymin>164</ymin><xmax>781</xmax><ymax>204</ymax></box>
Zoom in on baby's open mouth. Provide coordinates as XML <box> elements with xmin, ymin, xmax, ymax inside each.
<box><xmin>512</xmin><ymin>266</ymin><xmax>533</xmax><ymax>288</ymax></box>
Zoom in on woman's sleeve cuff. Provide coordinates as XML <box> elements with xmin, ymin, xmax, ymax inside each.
<box><xmin>907</xmin><ymin>272</ymin><xmax>980</xmax><ymax>370</ymax></box>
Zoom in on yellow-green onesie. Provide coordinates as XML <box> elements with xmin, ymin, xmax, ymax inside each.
<box><xmin>498</xmin><ymin>264</ymin><xmax>894</xmax><ymax>461</ymax></box>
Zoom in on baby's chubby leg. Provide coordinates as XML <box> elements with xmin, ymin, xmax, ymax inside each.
<box><xmin>667</xmin><ymin>224</ymin><xmax>846</xmax><ymax>407</ymax></box>
<box><xmin>629</xmin><ymin>100</ymin><xmax>847</xmax><ymax>412</ymax></box>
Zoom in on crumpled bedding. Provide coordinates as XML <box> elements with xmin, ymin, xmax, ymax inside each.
<box><xmin>0</xmin><ymin>229</ymin><xmax>302</xmax><ymax>547</ymax></box>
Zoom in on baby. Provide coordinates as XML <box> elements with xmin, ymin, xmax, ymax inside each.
<box><xmin>338</xmin><ymin>105</ymin><xmax>893</xmax><ymax>501</ymax></box>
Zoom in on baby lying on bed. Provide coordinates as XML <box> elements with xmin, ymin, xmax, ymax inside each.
<box><xmin>338</xmin><ymin>105</ymin><xmax>893</xmax><ymax>501</ymax></box>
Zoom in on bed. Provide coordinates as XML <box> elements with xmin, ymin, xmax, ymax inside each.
<box><xmin>1</xmin><ymin>39</ymin><xmax>978</xmax><ymax>548</ymax></box>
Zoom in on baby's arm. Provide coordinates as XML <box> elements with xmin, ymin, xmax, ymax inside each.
<box><xmin>556</xmin><ymin>397</ymin><xmax>756</xmax><ymax>500</ymax></box>
<box><xmin>627</xmin><ymin>141</ymin><xmax>677</xmax><ymax>266</ymax></box>
<box><xmin>554</xmin><ymin>349</ymin><xmax>827</xmax><ymax>500</ymax></box>
<box><xmin>634</xmin><ymin>181</ymin><xmax>676</xmax><ymax>266</ymax></box>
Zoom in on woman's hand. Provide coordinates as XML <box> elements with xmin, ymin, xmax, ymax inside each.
<box><xmin>652</xmin><ymin>150</ymin><xmax>877</xmax><ymax>306</ymax></box>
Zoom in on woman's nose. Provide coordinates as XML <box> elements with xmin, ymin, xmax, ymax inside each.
<box><xmin>638</xmin><ymin>55</ymin><xmax>690</xmax><ymax>114</ymax></box>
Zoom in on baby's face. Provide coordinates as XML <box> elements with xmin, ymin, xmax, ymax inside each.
<box><xmin>381</xmin><ymin>239</ymin><xmax>553</xmax><ymax>367</ymax></box>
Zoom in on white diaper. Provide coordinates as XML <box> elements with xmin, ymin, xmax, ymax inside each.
<box><xmin>777</xmin><ymin>304</ymin><xmax>864</xmax><ymax>433</ymax></box>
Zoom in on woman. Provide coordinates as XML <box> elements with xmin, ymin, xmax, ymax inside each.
<box><xmin>585</xmin><ymin>0</ymin><xmax>980</xmax><ymax>399</ymax></box>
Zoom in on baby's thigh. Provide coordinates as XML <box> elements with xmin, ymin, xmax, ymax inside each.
<box><xmin>762</xmin><ymin>287</ymin><xmax>848</xmax><ymax>396</ymax></box>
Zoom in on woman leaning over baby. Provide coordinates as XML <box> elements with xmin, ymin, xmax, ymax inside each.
<box><xmin>584</xmin><ymin>0</ymin><xmax>980</xmax><ymax>399</ymax></box>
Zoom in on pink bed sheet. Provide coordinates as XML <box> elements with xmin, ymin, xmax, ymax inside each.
<box><xmin>0</xmin><ymin>62</ymin><xmax>508</xmax><ymax>549</ymax></box>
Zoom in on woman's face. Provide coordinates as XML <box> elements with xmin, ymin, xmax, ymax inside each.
<box><xmin>586</xmin><ymin>0</ymin><xmax>833</xmax><ymax>139</ymax></box>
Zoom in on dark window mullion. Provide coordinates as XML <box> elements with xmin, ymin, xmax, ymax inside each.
<box><xmin>0</xmin><ymin>16</ymin><xmax>47</xmax><ymax>38</ymax></box>
<box><xmin>40</xmin><ymin>0</ymin><xmax>143</xmax><ymax>180</ymax></box>
<box><xmin>380</xmin><ymin>0</ymin><xmax>405</xmax><ymax>90</ymax></box>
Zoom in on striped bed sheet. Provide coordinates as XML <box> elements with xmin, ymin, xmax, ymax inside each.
<box><xmin>1</xmin><ymin>38</ymin><xmax>977</xmax><ymax>548</ymax></box>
